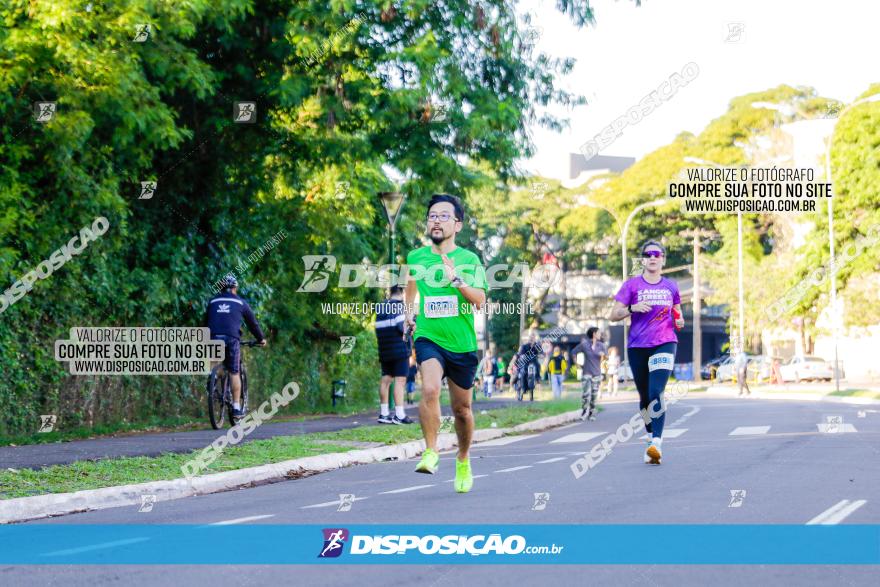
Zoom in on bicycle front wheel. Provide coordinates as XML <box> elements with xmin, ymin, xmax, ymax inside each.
<box><xmin>207</xmin><ymin>367</ymin><xmax>226</xmax><ymax>430</ymax></box>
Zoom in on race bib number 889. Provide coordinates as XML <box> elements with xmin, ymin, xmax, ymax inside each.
<box><xmin>648</xmin><ymin>352</ymin><xmax>675</xmax><ymax>372</ymax></box>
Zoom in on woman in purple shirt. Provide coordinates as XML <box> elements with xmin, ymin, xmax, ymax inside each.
<box><xmin>610</xmin><ymin>240</ymin><xmax>685</xmax><ymax>465</ymax></box>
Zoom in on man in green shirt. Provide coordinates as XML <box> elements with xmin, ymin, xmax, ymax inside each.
<box><xmin>404</xmin><ymin>194</ymin><xmax>487</xmax><ymax>493</ymax></box>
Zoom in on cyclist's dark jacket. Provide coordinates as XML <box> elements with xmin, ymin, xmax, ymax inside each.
<box><xmin>375</xmin><ymin>298</ymin><xmax>410</xmax><ymax>361</ymax></box>
<box><xmin>516</xmin><ymin>343</ymin><xmax>543</xmax><ymax>370</ymax></box>
<box><xmin>206</xmin><ymin>291</ymin><xmax>265</xmax><ymax>340</ymax></box>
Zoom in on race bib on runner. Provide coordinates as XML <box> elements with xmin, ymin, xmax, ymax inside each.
<box><xmin>424</xmin><ymin>295</ymin><xmax>459</xmax><ymax>318</ymax></box>
<box><xmin>648</xmin><ymin>352</ymin><xmax>675</xmax><ymax>372</ymax></box>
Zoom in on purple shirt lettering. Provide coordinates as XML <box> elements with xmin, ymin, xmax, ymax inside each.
<box><xmin>614</xmin><ymin>276</ymin><xmax>681</xmax><ymax>348</ymax></box>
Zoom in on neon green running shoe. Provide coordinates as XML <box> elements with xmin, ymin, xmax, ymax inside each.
<box><xmin>415</xmin><ymin>448</ymin><xmax>439</xmax><ymax>474</ymax></box>
<box><xmin>454</xmin><ymin>457</ymin><xmax>473</xmax><ymax>493</ymax></box>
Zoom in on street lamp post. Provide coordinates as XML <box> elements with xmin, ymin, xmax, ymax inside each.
<box><xmin>378</xmin><ymin>191</ymin><xmax>407</xmax><ymax>265</ymax></box>
<box><xmin>822</xmin><ymin>93</ymin><xmax>880</xmax><ymax>392</ymax></box>
<box><xmin>685</xmin><ymin>157</ymin><xmax>745</xmax><ymax>354</ymax></box>
<box><xmin>753</xmin><ymin>94</ymin><xmax>880</xmax><ymax>393</ymax></box>
<box><xmin>377</xmin><ymin>191</ymin><xmax>407</xmax><ymax>412</ymax></box>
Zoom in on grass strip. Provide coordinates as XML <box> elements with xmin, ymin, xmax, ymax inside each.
<box><xmin>0</xmin><ymin>399</ymin><xmax>580</xmax><ymax>500</ymax></box>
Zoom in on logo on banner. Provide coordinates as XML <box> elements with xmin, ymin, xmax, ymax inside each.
<box><xmin>318</xmin><ymin>528</ymin><xmax>349</xmax><ymax>558</ymax></box>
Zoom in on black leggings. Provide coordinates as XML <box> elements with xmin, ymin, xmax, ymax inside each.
<box><xmin>627</xmin><ymin>342</ymin><xmax>677</xmax><ymax>439</ymax></box>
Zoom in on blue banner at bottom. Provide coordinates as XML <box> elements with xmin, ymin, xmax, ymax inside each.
<box><xmin>0</xmin><ymin>525</ymin><xmax>877</xmax><ymax>564</ymax></box>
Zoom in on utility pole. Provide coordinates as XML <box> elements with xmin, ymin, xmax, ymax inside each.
<box><xmin>682</xmin><ymin>228</ymin><xmax>715</xmax><ymax>382</ymax></box>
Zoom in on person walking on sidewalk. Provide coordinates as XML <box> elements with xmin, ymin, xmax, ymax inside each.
<box><xmin>497</xmin><ymin>354</ymin><xmax>508</xmax><ymax>393</ymax></box>
<box><xmin>571</xmin><ymin>327</ymin><xmax>605</xmax><ymax>421</ymax></box>
<box><xmin>507</xmin><ymin>352</ymin><xmax>519</xmax><ymax>395</ymax></box>
<box><xmin>606</xmin><ymin>347</ymin><xmax>621</xmax><ymax>397</ymax></box>
<box><xmin>477</xmin><ymin>347</ymin><xmax>499</xmax><ymax>398</ymax></box>
<box><xmin>609</xmin><ymin>240</ymin><xmax>684</xmax><ymax>465</ymax></box>
<box><xmin>374</xmin><ymin>286</ymin><xmax>414</xmax><ymax>424</ymax></box>
<box><xmin>735</xmin><ymin>349</ymin><xmax>751</xmax><ymax>397</ymax></box>
<box><xmin>404</xmin><ymin>194</ymin><xmax>488</xmax><ymax>493</ymax></box>
<box><xmin>547</xmin><ymin>345</ymin><xmax>568</xmax><ymax>399</ymax></box>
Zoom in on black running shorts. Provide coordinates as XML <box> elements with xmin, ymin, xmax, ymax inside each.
<box><xmin>414</xmin><ymin>337</ymin><xmax>479</xmax><ymax>390</ymax></box>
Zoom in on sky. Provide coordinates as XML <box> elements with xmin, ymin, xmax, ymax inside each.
<box><xmin>518</xmin><ymin>0</ymin><xmax>880</xmax><ymax>180</ymax></box>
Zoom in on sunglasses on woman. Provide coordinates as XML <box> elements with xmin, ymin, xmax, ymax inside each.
<box><xmin>643</xmin><ymin>250</ymin><xmax>664</xmax><ymax>258</ymax></box>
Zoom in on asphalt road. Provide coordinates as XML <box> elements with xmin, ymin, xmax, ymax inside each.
<box><xmin>3</xmin><ymin>395</ymin><xmax>878</xmax><ymax>585</ymax></box>
<box><xmin>1</xmin><ymin>398</ymin><xmax>518</xmax><ymax>469</ymax></box>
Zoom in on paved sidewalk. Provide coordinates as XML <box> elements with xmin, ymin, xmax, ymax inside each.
<box><xmin>0</xmin><ymin>398</ymin><xmax>518</xmax><ymax>470</ymax></box>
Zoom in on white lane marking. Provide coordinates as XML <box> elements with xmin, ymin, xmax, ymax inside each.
<box><xmin>209</xmin><ymin>514</ymin><xmax>276</xmax><ymax>525</ymax></box>
<box><xmin>379</xmin><ymin>484</ymin><xmax>435</xmax><ymax>494</ymax></box>
<box><xmin>807</xmin><ymin>500</ymin><xmax>868</xmax><ymax>525</ymax></box>
<box><xmin>301</xmin><ymin>497</ymin><xmax>369</xmax><ymax>509</ymax></box>
<box><xmin>816</xmin><ymin>423</ymin><xmax>857</xmax><ymax>433</ymax></box>
<box><xmin>639</xmin><ymin>428</ymin><xmax>687</xmax><ymax>440</ymax></box>
<box><xmin>669</xmin><ymin>405</ymin><xmax>700</xmax><ymax>427</ymax></box>
<box><xmin>556</xmin><ymin>423</ymin><xmax>580</xmax><ymax>430</ymax></box>
<box><xmin>535</xmin><ymin>457</ymin><xmax>567</xmax><ymax>464</ymax></box>
<box><xmin>42</xmin><ymin>538</ymin><xmax>150</xmax><ymax>557</ymax></box>
<box><xmin>495</xmin><ymin>465</ymin><xmax>533</xmax><ymax>473</ymax></box>
<box><xmin>729</xmin><ymin>426</ymin><xmax>771</xmax><ymax>436</ymax></box>
<box><xmin>477</xmin><ymin>434</ymin><xmax>540</xmax><ymax>447</ymax></box>
<box><xmin>550</xmin><ymin>432</ymin><xmax>607</xmax><ymax>444</ymax></box>
<box><xmin>444</xmin><ymin>475</ymin><xmax>489</xmax><ymax>483</ymax></box>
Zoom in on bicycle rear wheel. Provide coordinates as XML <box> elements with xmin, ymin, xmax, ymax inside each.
<box><xmin>241</xmin><ymin>364</ymin><xmax>249</xmax><ymax>413</ymax></box>
<box><xmin>207</xmin><ymin>367</ymin><xmax>226</xmax><ymax>430</ymax></box>
<box><xmin>228</xmin><ymin>364</ymin><xmax>249</xmax><ymax>425</ymax></box>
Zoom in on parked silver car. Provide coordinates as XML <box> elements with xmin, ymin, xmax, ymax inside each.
<box><xmin>779</xmin><ymin>356</ymin><xmax>833</xmax><ymax>382</ymax></box>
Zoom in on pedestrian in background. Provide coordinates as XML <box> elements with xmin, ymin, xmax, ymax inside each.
<box><xmin>606</xmin><ymin>347</ymin><xmax>621</xmax><ymax>397</ymax></box>
<box><xmin>736</xmin><ymin>349</ymin><xmax>751</xmax><ymax>397</ymax></box>
<box><xmin>571</xmin><ymin>327</ymin><xmax>606</xmax><ymax>421</ymax></box>
<box><xmin>547</xmin><ymin>345</ymin><xmax>568</xmax><ymax>399</ymax></box>
<box><xmin>497</xmin><ymin>354</ymin><xmax>508</xmax><ymax>392</ymax></box>
<box><xmin>507</xmin><ymin>353</ymin><xmax>519</xmax><ymax>395</ymax></box>
<box><xmin>374</xmin><ymin>285</ymin><xmax>414</xmax><ymax>424</ymax></box>
<box><xmin>477</xmin><ymin>347</ymin><xmax>499</xmax><ymax>398</ymax></box>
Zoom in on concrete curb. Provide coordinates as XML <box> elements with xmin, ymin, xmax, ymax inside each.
<box><xmin>0</xmin><ymin>410</ymin><xmax>582</xmax><ymax>524</ymax></box>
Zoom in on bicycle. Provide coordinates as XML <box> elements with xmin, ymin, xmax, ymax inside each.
<box><xmin>517</xmin><ymin>363</ymin><xmax>537</xmax><ymax>402</ymax></box>
<box><xmin>207</xmin><ymin>339</ymin><xmax>261</xmax><ymax>429</ymax></box>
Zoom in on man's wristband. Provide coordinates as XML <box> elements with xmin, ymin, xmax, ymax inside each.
<box><xmin>451</xmin><ymin>276</ymin><xmax>464</xmax><ymax>288</ymax></box>
<box><xmin>626</xmin><ymin>304</ymin><xmax>632</xmax><ymax>314</ymax></box>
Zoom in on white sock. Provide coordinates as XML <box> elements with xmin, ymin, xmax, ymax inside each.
<box><xmin>380</xmin><ymin>403</ymin><xmax>390</xmax><ymax>417</ymax></box>
<box><xmin>233</xmin><ymin>402</ymin><xmax>240</xmax><ymax>410</ymax></box>
<box><xmin>652</xmin><ymin>437</ymin><xmax>662</xmax><ymax>447</ymax></box>
<box><xmin>395</xmin><ymin>406</ymin><xmax>406</xmax><ymax>419</ymax></box>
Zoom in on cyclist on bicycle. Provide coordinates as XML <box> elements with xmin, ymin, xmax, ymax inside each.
<box><xmin>206</xmin><ymin>274</ymin><xmax>267</xmax><ymax>419</ymax></box>
<box><xmin>516</xmin><ymin>332</ymin><xmax>543</xmax><ymax>399</ymax></box>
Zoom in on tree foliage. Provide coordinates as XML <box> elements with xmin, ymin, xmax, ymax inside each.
<box><xmin>0</xmin><ymin>0</ymin><xmax>598</xmax><ymax>435</ymax></box>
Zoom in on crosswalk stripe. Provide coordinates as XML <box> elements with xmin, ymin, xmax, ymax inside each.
<box><xmin>807</xmin><ymin>499</ymin><xmax>867</xmax><ymax>525</ymax></box>
<box><xmin>729</xmin><ymin>426</ymin><xmax>771</xmax><ymax>435</ymax></box>
<box><xmin>477</xmin><ymin>434</ymin><xmax>540</xmax><ymax>447</ymax></box>
<box><xmin>495</xmin><ymin>465</ymin><xmax>533</xmax><ymax>473</ymax></box>
<box><xmin>550</xmin><ymin>432</ymin><xmax>607</xmax><ymax>444</ymax></box>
